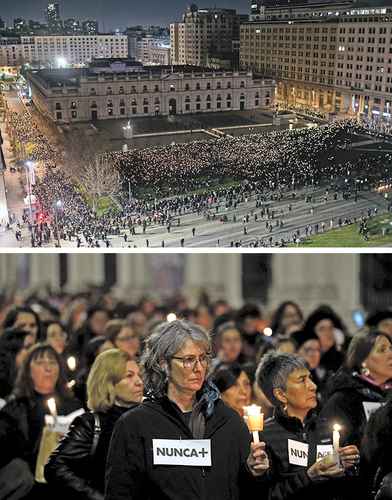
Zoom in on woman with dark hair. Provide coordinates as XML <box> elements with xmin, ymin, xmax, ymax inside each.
<box><xmin>104</xmin><ymin>319</ymin><xmax>140</xmax><ymax>359</ymax></box>
<box><xmin>0</xmin><ymin>343</ymin><xmax>82</xmax><ymax>500</ymax></box>
<box><xmin>45</xmin><ymin>349</ymin><xmax>143</xmax><ymax>500</ymax></box>
<box><xmin>303</xmin><ymin>306</ymin><xmax>346</xmax><ymax>377</ymax></box>
<box><xmin>70</xmin><ymin>305</ymin><xmax>110</xmax><ymax>356</ymax></box>
<box><xmin>210</xmin><ymin>363</ymin><xmax>252</xmax><ymax>416</ymax></box>
<box><xmin>211</xmin><ymin>321</ymin><xmax>244</xmax><ymax>370</ymax></box>
<box><xmin>2</xmin><ymin>306</ymin><xmax>42</xmax><ymax>345</ymax></box>
<box><xmin>270</xmin><ymin>301</ymin><xmax>304</xmax><ymax>337</ymax></box>
<box><xmin>0</xmin><ymin>328</ymin><xmax>30</xmax><ymax>399</ymax></box>
<box><xmin>256</xmin><ymin>352</ymin><xmax>360</xmax><ymax>500</ymax></box>
<box><xmin>106</xmin><ymin>320</ymin><xmax>269</xmax><ymax>500</ymax></box>
<box><xmin>44</xmin><ymin>321</ymin><xmax>68</xmax><ymax>355</ymax></box>
<box><xmin>319</xmin><ymin>330</ymin><xmax>392</xmax><ymax>448</ymax></box>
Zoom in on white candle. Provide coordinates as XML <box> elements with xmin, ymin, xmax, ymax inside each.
<box><xmin>47</xmin><ymin>397</ymin><xmax>57</xmax><ymax>424</ymax></box>
<box><xmin>244</xmin><ymin>405</ymin><xmax>264</xmax><ymax>444</ymax></box>
<box><xmin>333</xmin><ymin>423</ymin><xmax>341</xmax><ymax>452</ymax></box>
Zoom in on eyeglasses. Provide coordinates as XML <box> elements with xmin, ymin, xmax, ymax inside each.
<box><xmin>172</xmin><ymin>354</ymin><xmax>211</xmax><ymax>370</ymax></box>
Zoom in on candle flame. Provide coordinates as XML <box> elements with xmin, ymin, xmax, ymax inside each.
<box><xmin>333</xmin><ymin>423</ymin><xmax>341</xmax><ymax>432</ymax></box>
<box><xmin>243</xmin><ymin>404</ymin><xmax>262</xmax><ymax>417</ymax></box>
<box><xmin>67</xmin><ymin>356</ymin><xmax>77</xmax><ymax>371</ymax></box>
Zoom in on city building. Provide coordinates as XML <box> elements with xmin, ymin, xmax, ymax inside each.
<box><xmin>0</xmin><ymin>18</ymin><xmax>6</xmax><ymax>31</ymax></box>
<box><xmin>82</xmin><ymin>20</ymin><xmax>99</xmax><ymax>35</ymax></box>
<box><xmin>26</xmin><ymin>59</ymin><xmax>275</xmax><ymax>123</ymax></box>
<box><xmin>46</xmin><ymin>3</ymin><xmax>62</xmax><ymax>33</ymax></box>
<box><xmin>63</xmin><ymin>19</ymin><xmax>82</xmax><ymax>35</ymax></box>
<box><xmin>0</xmin><ymin>34</ymin><xmax>128</xmax><ymax>67</ymax></box>
<box><xmin>170</xmin><ymin>5</ymin><xmax>245</xmax><ymax>69</ymax></box>
<box><xmin>136</xmin><ymin>36</ymin><xmax>171</xmax><ymax>65</ymax></box>
<box><xmin>240</xmin><ymin>2</ymin><xmax>392</xmax><ymax>119</ymax></box>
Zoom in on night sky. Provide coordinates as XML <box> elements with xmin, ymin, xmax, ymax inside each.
<box><xmin>1</xmin><ymin>0</ymin><xmax>251</xmax><ymax>30</ymax></box>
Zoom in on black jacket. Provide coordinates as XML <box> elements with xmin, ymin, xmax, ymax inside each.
<box><xmin>0</xmin><ymin>393</ymin><xmax>82</xmax><ymax>471</ymax></box>
<box><xmin>105</xmin><ymin>395</ymin><xmax>261</xmax><ymax>500</ymax></box>
<box><xmin>260</xmin><ymin>407</ymin><xmax>356</xmax><ymax>500</ymax></box>
<box><xmin>45</xmin><ymin>404</ymin><xmax>136</xmax><ymax>500</ymax></box>
<box><xmin>319</xmin><ymin>369</ymin><xmax>388</xmax><ymax>448</ymax></box>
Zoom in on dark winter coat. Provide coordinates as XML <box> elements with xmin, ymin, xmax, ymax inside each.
<box><xmin>105</xmin><ymin>393</ymin><xmax>263</xmax><ymax>500</ymax></box>
<box><xmin>0</xmin><ymin>392</ymin><xmax>82</xmax><ymax>472</ymax></box>
<box><xmin>362</xmin><ymin>400</ymin><xmax>392</xmax><ymax>500</ymax></box>
<box><xmin>45</xmin><ymin>404</ymin><xmax>136</xmax><ymax>500</ymax></box>
<box><xmin>260</xmin><ymin>407</ymin><xmax>357</xmax><ymax>500</ymax></box>
<box><xmin>319</xmin><ymin>369</ymin><xmax>388</xmax><ymax>448</ymax></box>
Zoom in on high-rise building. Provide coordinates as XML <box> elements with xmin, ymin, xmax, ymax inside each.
<box><xmin>240</xmin><ymin>2</ymin><xmax>392</xmax><ymax>119</ymax></box>
<box><xmin>170</xmin><ymin>5</ymin><xmax>245</xmax><ymax>68</ymax></box>
<box><xmin>46</xmin><ymin>3</ymin><xmax>62</xmax><ymax>33</ymax></box>
<box><xmin>64</xmin><ymin>19</ymin><xmax>81</xmax><ymax>35</ymax></box>
<box><xmin>82</xmin><ymin>20</ymin><xmax>99</xmax><ymax>35</ymax></box>
<box><xmin>13</xmin><ymin>18</ymin><xmax>27</xmax><ymax>33</ymax></box>
<box><xmin>0</xmin><ymin>18</ymin><xmax>5</xmax><ymax>31</ymax></box>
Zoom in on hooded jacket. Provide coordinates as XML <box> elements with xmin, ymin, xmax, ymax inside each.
<box><xmin>318</xmin><ymin>369</ymin><xmax>388</xmax><ymax>448</ymax></box>
<box><xmin>105</xmin><ymin>385</ymin><xmax>263</xmax><ymax>500</ymax></box>
<box><xmin>260</xmin><ymin>407</ymin><xmax>357</xmax><ymax>500</ymax></box>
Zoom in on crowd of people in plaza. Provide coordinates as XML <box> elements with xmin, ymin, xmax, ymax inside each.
<box><xmin>7</xmin><ymin>110</ymin><xmax>60</xmax><ymax>168</ymax></box>
<box><xmin>6</xmin><ymin>106</ymin><xmax>392</xmax><ymax>247</ymax></box>
<box><xmin>0</xmin><ymin>287</ymin><xmax>392</xmax><ymax>499</ymax></box>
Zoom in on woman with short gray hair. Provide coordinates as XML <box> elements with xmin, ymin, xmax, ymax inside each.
<box><xmin>256</xmin><ymin>351</ymin><xmax>360</xmax><ymax>500</ymax></box>
<box><xmin>106</xmin><ymin>320</ymin><xmax>269</xmax><ymax>500</ymax></box>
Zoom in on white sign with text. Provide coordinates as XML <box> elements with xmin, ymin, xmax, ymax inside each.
<box><xmin>153</xmin><ymin>439</ymin><xmax>212</xmax><ymax>466</ymax></box>
<box><xmin>316</xmin><ymin>444</ymin><xmax>334</xmax><ymax>461</ymax></box>
<box><xmin>288</xmin><ymin>439</ymin><xmax>309</xmax><ymax>467</ymax></box>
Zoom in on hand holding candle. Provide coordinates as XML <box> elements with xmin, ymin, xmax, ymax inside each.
<box><xmin>244</xmin><ymin>405</ymin><xmax>264</xmax><ymax>444</ymax></box>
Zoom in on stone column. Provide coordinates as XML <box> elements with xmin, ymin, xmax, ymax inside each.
<box><xmin>66</xmin><ymin>254</ymin><xmax>105</xmax><ymax>292</ymax></box>
<box><xmin>0</xmin><ymin>254</ymin><xmax>19</xmax><ymax>288</ymax></box>
<box><xmin>29</xmin><ymin>254</ymin><xmax>60</xmax><ymax>289</ymax></box>
<box><xmin>114</xmin><ymin>254</ymin><xmax>151</xmax><ymax>300</ymax></box>
<box><xmin>268</xmin><ymin>254</ymin><xmax>361</xmax><ymax>329</ymax></box>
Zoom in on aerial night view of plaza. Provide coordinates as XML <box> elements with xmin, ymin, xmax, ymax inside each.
<box><xmin>1</xmin><ymin>0</ymin><xmax>392</xmax><ymax>247</ymax></box>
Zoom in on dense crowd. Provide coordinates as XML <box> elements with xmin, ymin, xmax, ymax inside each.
<box><xmin>7</xmin><ymin>110</ymin><xmax>60</xmax><ymax>167</ymax></box>
<box><xmin>107</xmin><ymin>120</ymin><xmax>366</xmax><ymax>196</ymax></box>
<box><xmin>1</xmin><ymin>287</ymin><xmax>392</xmax><ymax>499</ymax></box>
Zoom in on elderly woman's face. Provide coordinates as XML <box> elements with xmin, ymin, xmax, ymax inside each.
<box><xmin>276</xmin><ymin>368</ymin><xmax>317</xmax><ymax>414</ymax></box>
<box><xmin>169</xmin><ymin>339</ymin><xmax>208</xmax><ymax>394</ymax></box>
<box><xmin>221</xmin><ymin>371</ymin><xmax>252</xmax><ymax>416</ymax></box>
<box><xmin>30</xmin><ymin>352</ymin><xmax>60</xmax><ymax>395</ymax></box>
<box><xmin>114</xmin><ymin>360</ymin><xmax>144</xmax><ymax>404</ymax></box>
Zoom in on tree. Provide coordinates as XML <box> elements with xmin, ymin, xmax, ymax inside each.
<box><xmin>79</xmin><ymin>155</ymin><xmax>120</xmax><ymax>213</ymax></box>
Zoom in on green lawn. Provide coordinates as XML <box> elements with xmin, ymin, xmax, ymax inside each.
<box><xmin>295</xmin><ymin>213</ymin><xmax>392</xmax><ymax>247</ymax></box>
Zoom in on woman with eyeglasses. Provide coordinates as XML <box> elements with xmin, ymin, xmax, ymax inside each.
<box><xmin>104</xmin><ymin>319</ymin><xmax>140</xmax><ymax>359</ymax></box>
<box><xmin>106</xmin><ymin>320</ymin><xmax>270</xmax><ymax>500</ymax></box>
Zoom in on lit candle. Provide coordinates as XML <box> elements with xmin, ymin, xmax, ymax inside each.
<box><xmin>67</xmin><ymin>356</ymin><xmax>77</xmax><ymax>371</ymax></box>
<box><xmin>244</xmin><ymin>405</ymin><xmax>264</xmax><ymax>444</ymax></box>
<box><xmin>333</xmin><ymin>423</ymin><xmax>341</xmax><ymax>452</ymax></box>
<box><xmin>47</xmin><ymin>397</ymin><xmax>57</xmax><ymax>425</ymax></box>
<box><xmin>166</xmin><ymin>313</ymin><xmax>177</xmax><ymax>323</ymax></box>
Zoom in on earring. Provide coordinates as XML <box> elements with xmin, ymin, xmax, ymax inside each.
<box><xmin>361</xmin><ymin>364</ymin><xmax>370</xmax><ymax>376</ymax></box>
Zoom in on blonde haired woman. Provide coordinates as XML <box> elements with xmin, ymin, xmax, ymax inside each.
<box><xmin>45</xmin><ymin>349</ymin><xmax>143</xmax><ymax>500</ymax></box>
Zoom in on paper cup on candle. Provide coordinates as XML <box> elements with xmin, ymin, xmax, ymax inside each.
<box><xmin>244</xmin><ymin>405</ymin><xmax>264</xmax><ymax>443</ymax></box>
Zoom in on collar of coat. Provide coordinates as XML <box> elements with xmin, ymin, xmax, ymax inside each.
<box><xmin>272</xmin><ymin>405</ymin><xmax>318</xmax><ymax>434</ymax></box>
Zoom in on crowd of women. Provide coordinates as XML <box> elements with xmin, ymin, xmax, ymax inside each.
<box><xmin>0</xmin><ymin>289</ymin><xmax>392</xmax><ymax>499</ymax></box>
